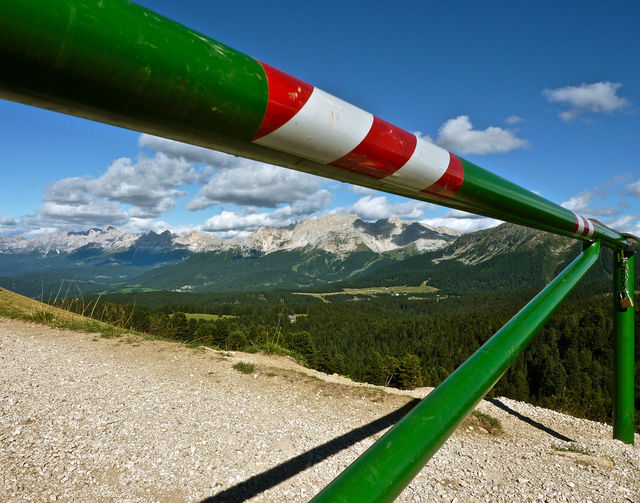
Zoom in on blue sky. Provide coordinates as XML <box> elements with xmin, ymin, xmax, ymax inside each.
<box><xmin>1</xmin><ymin>0</ymin><xmax>638</xmax><ymax>238</ymax></box>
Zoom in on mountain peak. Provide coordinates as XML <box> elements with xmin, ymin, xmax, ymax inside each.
<box><xmin>435</xmin><ymin>222</ymin><xmax>575</xmax><ymax>265</ymax></box>
<box><xmin>0</xmin><ymin>214</ymin><xmax>460</xmax><ymax>257</ymax></box>
<box><xmin>240</xmin><ymin>214</ymin><xmax>458</xmax><ymax>255</ymax></box>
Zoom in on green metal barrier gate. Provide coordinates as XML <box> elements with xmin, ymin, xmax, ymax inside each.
<box><xmin>0</xmin><ymin>1</ymin><xmax>635</xmax><ymax>501</ymax></box>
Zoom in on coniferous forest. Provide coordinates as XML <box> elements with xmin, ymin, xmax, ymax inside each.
<box><xmin>60</xmin><ymin>282</ymin><xmax>640</xmax><ymax>431</ymax></box>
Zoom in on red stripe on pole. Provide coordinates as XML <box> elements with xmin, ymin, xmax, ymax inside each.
<box><xmin>422</xmin><ymin>153</ymin><xmax>464</xmax><ymax>199</ymax></box>
<box><xmin>329</xmin><ymin>117</ymin><xmax>416</xmax><ymax>179</ymax></box>
<box><xmin>252</xmin><ymin>62</ymin><xmax>313</xmax><ymax>140</ymax></box>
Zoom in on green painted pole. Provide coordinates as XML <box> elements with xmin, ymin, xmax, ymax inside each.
<box><xmin>613</xmin><ymin>250</ymin><xmax>635</xmax><ymax>444</ymax></box>
<box><xmin>0</xmin><ymin>0</ymin><xmax>629</xmax><ymax>250</ymax></box>
<box><xmin>310</xmin><ymin>241</ymin><xmax>600</xmax><ymax>503</ymax></box>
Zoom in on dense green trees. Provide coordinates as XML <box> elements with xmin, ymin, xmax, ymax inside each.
<box><xmin>398</xmin><ymin>354</ymin><xmax>423</xmax><ymax>389</ymax></box>
<box><xmin>285</xmin><ymin>331</ymin><xmax>317</xmax><ymax>363</ymax></box>
<box><xmin>60</xmin><ymin>286</ymin><xmax>639</xmax><ymax>429</ymax></box>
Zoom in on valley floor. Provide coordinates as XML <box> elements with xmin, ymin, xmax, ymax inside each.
<box><xmin>1</xmin><ymin>317</ymin><xmax>638</xmax><ymax>502</ymax></box>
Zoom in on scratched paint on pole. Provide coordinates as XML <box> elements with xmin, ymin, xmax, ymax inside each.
<box><xmin>254</xmin><ymin>86</ymin><xmax>374</xmax><ymax>164</ymax></box>
<box><xmin>330</xmin><ymin>116</ymin><xmax>416</xmax><ymax>179</ymax></box>
<box><xmin>251</xmin><ymin>62</ymin><xmax>313</xmax><ymax>141</ymax></box>
<box><xmin>384</xmin><ymin>140</ymin><xmax>450</xmax><ymax>192</ymax></box>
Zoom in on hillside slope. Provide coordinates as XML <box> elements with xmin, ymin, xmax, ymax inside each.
<box><xmin>324</xmin><ymin>222</ymin><xmax>621</xmax><ymax>295</ymax></box>
<box><xmin>1</xmin><ymin>316</ymin><xmax>638</xmax><ymax>502</ymax></box>
<box><xmin>0</xmin><ymin>285</ymin><xmax>90</xmax><ymax>323</ymax></box>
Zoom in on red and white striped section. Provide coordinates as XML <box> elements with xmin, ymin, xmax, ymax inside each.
<box><xmin>252</xmin><ymin>62</ymin><xmax>463</xmax><ymax>199</ymax></box>
<box><xmin>572</xmin><ymin>212</ymin><xmax>595</xmax><ymax>238</ymax></box>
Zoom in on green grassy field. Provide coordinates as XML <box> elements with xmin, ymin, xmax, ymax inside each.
<box><xmin>184</xmin><ymin>313</ymin><xmax>238</xmax><ymax>321</ymax></box>
<box><xmin>293</xmin><ymin>282</ymin><xmax>438</xmax><ymax>303</ymax></box>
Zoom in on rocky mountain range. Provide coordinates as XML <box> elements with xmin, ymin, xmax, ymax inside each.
<box><xmin>433</xmin><ymin>222</ymin><xmax>577</xmax><ymax>265</ymax></box>
<box><xmin>0</xmin><ymin>215</ymin><xmax>462</xmax><ymax>297</ymax></box>
<box><xmin>0</xmin><ymin>214</ymin><xmax>460</xmax><ymax>257</ymax></box>
<box><xmin>1</xmin><ymin>215</ymin><xmax>623</xmax><ymax>299</ymax></box>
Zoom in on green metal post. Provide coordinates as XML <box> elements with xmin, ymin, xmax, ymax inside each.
<box><xmin>310</xmin><ymin>241</ymin><xmax>600</xmax><ymax>503</ymax></box>
<box><xmin>614</xmin><ymin>250</ymin><xmax>635</xmax><ymax>444</ymax></box>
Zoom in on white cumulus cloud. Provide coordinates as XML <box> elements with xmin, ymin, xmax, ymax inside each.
<box><xmin>39</xmin><ymin>199</ymin><xmax>129</xmax><ymax>226</ymax></box>
<box><xmin>560</xmin><ymin>192</ymin><xmax>592</xmax><ymax>213</ymax></box>
<box><xmin>560</xmin><ymin>190</ymin><xmax>620</xmax><ymax>217</ymax></box>
<box><xmin>543</xmin><ymin>81</ymin><xmax>630</xmax><ymax>122</ymax></box>
<box><xmin>202</xmin><ymin>191</ymin><xmax>331</xmax><ymax>236</ymax></box>
<box><xmin>120</xmin><ymin>217</ymin><xmax>195</xmax><ymax>235</ymax></box>
<box><xmin>188</xmin><ymin>162</ymin><xmax>326</xmax><ymax>211</ymax></box>
<box><xmin>332</xmin><ymin>195</ymin><xmax>428</xmax><ymax>221</ymax></box>
<box><xmin>138</xmin><ymin>134</ymin><xmax>239</xmax><ymax>167</ymax></box>
<box><xmin>44</xmin><ymin>153</ymin><xmax>200</xmax><ymax>220</ymax></box>
<box><xmin>420</xmin><ymin>217</ymin><xmax>501</xmax><ymax>234</ymax></box>
<box><xmin>31</xmin><ymin>133</ymin><xmax>335</xmax><ymax>235</ymax></box>
<box><xmin>0</xmin><ymin>215</ymin><xmax>17</xmax><ymax>226</ymax></box>
<box><xmin>606</xmin><ymin>215</ymin><xmax>640</xmax><ymax>236</ymax></box>
<box><xmin>345</xmin><ymin>184</ymin><xmax>379</xmax><ymax>196</ymax></box>
<box><xmin>505</xmin><ymin>115</ymin><xmax>524</xmax><ymax>124</ymax></box>
<box><xmin>421</xmin><ymin>210</ymin><xmax>502</xmax><ymax>233</ymax></box>
<box><xmin>626</xmin><ymin>179</ymin><xmax>640</xmax><ymax>197</ymax></box>
<box><xmin>436</xmin><ymin>115</ymin><xmax>529</xmax><ymax>155</ymax></box>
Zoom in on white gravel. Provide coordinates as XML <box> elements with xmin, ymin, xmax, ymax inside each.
<box><xmin>1</xmin><ymin>317</ymin><xmax>638</xmax><ymax>502</ymax></box>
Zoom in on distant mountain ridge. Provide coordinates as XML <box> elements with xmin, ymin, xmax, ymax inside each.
<box><xmin>0</xmin><ymin>214</ymin><xmax>460</xmax><ymax>257</ymax></box>
<box><xmin>311</xmin><ymin>221</ymin><xmax>616</xmax><ymax>296</ymax></box>
<box><xmin>0</xmin><ymin>215</ymin><xmax>460</xmax><ymax>296</ymax></box>
<box><xmin>433</xmin><ymin>223</ymin><xmax>576</xmax><ymax>265</ymax></box>
<box><xmin>0</xmin><ymin>226</ymin><xmax>138</xmax><ymax>255</ymax></box>
<box><xmin>2</xmin><ymin>216</ymin><xmax>623</xmax><ymax>299</ymax></box>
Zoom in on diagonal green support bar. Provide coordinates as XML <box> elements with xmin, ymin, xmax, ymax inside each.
<box><xmin>310</xmin><ymin>240</ymin><xmax>600</xmax><ymax>503</ymax></box>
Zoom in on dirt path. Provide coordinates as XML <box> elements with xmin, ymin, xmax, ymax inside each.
<box><xmin>1</xmin><ymin>317</ymin><xmax>638</xmax><ymax>502</ymax></box>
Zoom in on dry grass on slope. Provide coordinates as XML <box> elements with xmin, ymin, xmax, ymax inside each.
<box><xmin>0</xmin><ymin>285</ymin><xmax>123</xmax><ymax>336</ymax></box>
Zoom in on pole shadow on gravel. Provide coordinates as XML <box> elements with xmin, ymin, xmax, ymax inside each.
<box><xmin>199</xmin><ymin>398</ymin><xmax>420</xmax><ymax>503</ymax></box>
<box><xmin>488</xmin><ymin>398</ymin><xmax>574</xmax><ymax>442</ymax></box>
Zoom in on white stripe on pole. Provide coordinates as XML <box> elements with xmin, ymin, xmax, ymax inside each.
<box><xmin>574</xmin><ymin>212</ymin><xmax>585</xmax><ymax>235</ymax></box>
<box><xmin>383</xmin><ymin>137</ymin><xmax>449</xmax><ymax>191</ymax></box>
<box><xmin>253</xmin><ymin>87</ymin><xmax>373</xmax><ymax>164</ymax></box>
<box><xmin>584</xmin><ymin>217</ymin><xmax>595</xmax><ymax>237</ymax></box>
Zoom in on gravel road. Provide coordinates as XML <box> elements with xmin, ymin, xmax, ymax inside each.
<box><xmin>1</xmin><ymin>317</ymin><xmax>638</xmax><ymax>502</ymax></box>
